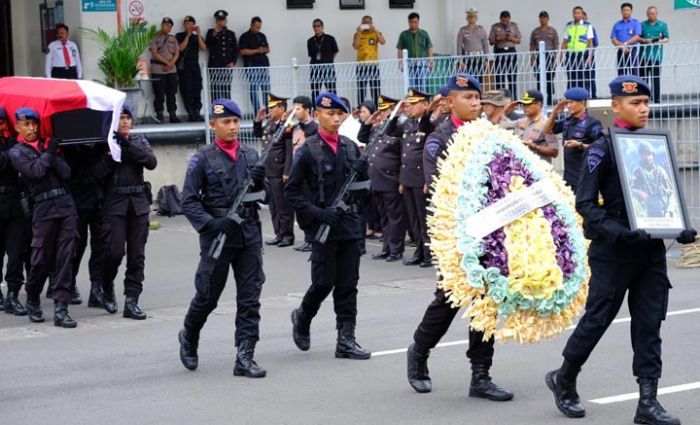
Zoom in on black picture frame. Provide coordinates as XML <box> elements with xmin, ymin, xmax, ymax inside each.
<box><xmin>339</xmin><ymin>0</ymin><xmax>364</xmax><ymax>9</ymax></box>
<box><xmin>608</xmin><ymin>127</ymin><xmax>692</xmax><ymax>238</ymax></box>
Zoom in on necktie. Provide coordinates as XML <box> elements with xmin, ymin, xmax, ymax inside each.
<box><xmin>62</xmin><ymin>42</ymin><xmax>71</xmax><ymax>67</ymax></box>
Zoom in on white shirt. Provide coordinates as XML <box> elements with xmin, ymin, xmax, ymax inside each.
<box><xmin>45</xmin><ymin>39</ymin><xmax>83</xmax><ymax>78</ymax></box>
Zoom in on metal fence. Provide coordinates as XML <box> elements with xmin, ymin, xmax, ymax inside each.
<box><xmin>202</xmin><ymin>41</ymin><xmax>700</xmax><ymax>225</ymax></box>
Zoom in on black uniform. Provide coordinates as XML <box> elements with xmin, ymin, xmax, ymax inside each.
<box><xmin>9</xmin><ymin>140</ymin><xmax>77</xmax><ymax>304</ymax></box>
<box><xmin>205</xmin><ymin>27</ymin><xmax>238</xmax><ymax>101</ymax></box>
<box><xmin>94</xmin><ymin>135</ymin><xmax>156</xmax><ymax>299</ymax></box>
<box><xmin>0</xmin><ymin>135</ymin><xmax>28</xmax><ymax>308</ymax></box>
<box><xmin>292</xmin><ymin>119</ymin><xmax>319</xmax><ymax>246</ymax></box>
<box><xmin>175</xmin><ymin>32</ymin><xmax>203</xmax><ymax>120</ymax></box>
<box><xmin>361</xmin><ymin>120</ymin><xmax>405</xmax><ymax>256</ymax></box>
<box><xmin>284</xmin><ymin>134</ymin><xmax>366</xmax><ymax>324</ymax></box>
<box><xmin>254</xmin><ymin>119</ymin><xmax>294</xmax><ymax>243</ymax></box>
<box><xmin>562</xmin><ymin>130</ymin><xmax>669</xmax><ymax>378</ymax></box>
<box><xmin>181</xmin><ymin>143</ymin><xmax>265</xmax><ymax>346</ymax></box>
<box><xmin>551</xmin><ymin>112</ymin><xmax>603</xmax><ymax>192</ymax></box>
<box><xmin>411</xmin><ymin>119</ymin><xmax>495</xmax><ymax>365</ymax></box>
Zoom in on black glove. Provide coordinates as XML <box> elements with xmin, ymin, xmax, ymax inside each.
<box><xmin>676</xmin><ymin>229</ymin><xmax>697</xmax><ymax>244</ymax></box>
<box><xmin>250</xmin><ymin>165</ymin><xmax>266</xmax><ymax>186</ymax></box>
<box><xmin>352</xmin><ymin>158</ymin><xmax>369</xmax><ymax>174</ymax></box>
<box><xmin>114</xmin><ymin>131</ymin><xmax>130</xmax><ymax>148</ymax></box>
<box><xmin>620</xmin><ymin>229</ymin><xmax>651</xmax><ymax>244</ymax></box>
<box><xmin>45</xmin><ymin>139</ymin><xmax>60</xmax><ymax>155</ymax></box>
<box><xmin>206</xmin><ymin>217</ymin><xmax>237</xmax><ymax>235</ymax></box>
<box><xmin>314</xmin><ymin>207</ymin><xmax>338</xmax><ymax>227</ymax></box>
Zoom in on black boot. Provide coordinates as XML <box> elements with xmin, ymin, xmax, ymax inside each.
<box><xmin>169</xmin><ymin>113</ymin><xmax>181</xmax><ymax>123</ymax></box>
<box><xmin>407</xmin><ymin>343</ymin><xmax>432</xmax><ymax>393</ymax></box>
<box><xmin>70</xmin><ymin>284</ymin><xmax>82</xmax><ymax>305</ymax></box>
<box><xmin>291</xmin><ymin>307</ymin><xmax>311</xmax><ymax>351</ymax></box>
<box><xmin>178</xmin><ymin>328</ymin><xmax>199</xmax><ymax>371</ymax></box>
<box><xmin>53</xmin><ymin>301</ymin><xmax>77</xmax><ymax>328</ymax></box>
<box><xmin>335</xmin><ymin>321</ymin><xmax>371</xmax><ymax>360</ymax></box>
<box><xmin>25</xmin><ymin>298</ymin><xmax>44</xmax><ymax>323</ymax></box>
<box><xmin>545</xmin><ymin>359</ymin><xmax>585</xmax><ymax>418</ymax></box>
<box><xmin>87</xmin><ymin>282</ymin><xmax>104</xmax><ymax>308</ymax></box>
<box><xmin>233</xmin><ymin>340</ymin><xmax>267</xmax><ymax>378</ymax></box>
<box><xmin>4</xmin><ymin>291</ymin><xmax>28</xmax><ymax>316</ymax></box>
<box><xmin>634</xmin><ymin>378</ymin><xmax>681</xmax><ymax>425</ymax></box>
<box><xmin>102</xmin><ymin>284</ymin><xmax>118</xmax><ymax>314</ymax></box>
<box><xmin>469</xmin><ymin>363</ymin><xmax>513</xmax><ymax>401</ymax></box>
<box><xmin>123</xmin><ymin>295</ymin><xmax>147</xmax><ymax>320</ymax></box>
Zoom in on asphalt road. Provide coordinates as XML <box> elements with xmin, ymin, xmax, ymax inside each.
<box><xmin>1</xmin><ymin>211</ymin><xmax>699</xmax><ymax>425</ymax></box>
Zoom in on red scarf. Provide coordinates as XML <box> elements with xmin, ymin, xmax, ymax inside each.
<box><xmin>451</xmin><ymin>114</ymin><xmax>465</xmax><ymax>130</ymax></box>
<box><xmin>614</xmin><ymin>117</ymin><xmax>635</xmax><ymax>130</ymax></box>
<box><xmin>17</xmin><ymin>135</ymin><xmax>42</xmax><ymax>152</ymax></box>
<box><xmin>318</xmin><ymin>129</ymin><xmax>339</xmax><ymax>154</ymax></box>
<box><xmin>215</xmin><ymin>138</ymin><xmax>240</xmax><ymax>161</ymax></box>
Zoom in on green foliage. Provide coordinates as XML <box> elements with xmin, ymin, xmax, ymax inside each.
<box><xmin>82</xmin><ymin>22</ymin><xmax>158</xmax><ymax>88</ymax></box>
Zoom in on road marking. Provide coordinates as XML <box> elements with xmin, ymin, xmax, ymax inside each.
<box><xmin>589</xmin><ymin>382</ymin><xmax>700</xmax><ymax>404</ymax></box>
<box><xmin>371</xmin><ymin>307</ymin><xmax>700</xmax><ymax>357</ymax></box>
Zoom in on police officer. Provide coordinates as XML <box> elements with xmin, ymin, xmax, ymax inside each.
<box><xmin>489</xmin><ymin>11</ymin><xmax>522</xmax><ymax>99</ymax></box>
<box><xmin>504</xmin><ymin>89</ymin><xmax>559</xmax><ymax>163</ymax></box>
<box><xmin>95</xmin><ymin>105</ymin><xmax>157</xmax><ymax>319</ymax></box>
<box><xmin>407</xmin><ymin>73</ymin><xmax>513</xmax><ymax>402</ymax></box>
<box><xmin>456</xmin><ymin>8</ymin><xmax>489</xmax><ymax>84</ymax></box>
<box><xmin>285</xmin><ymin>92</ymin><xmax>371</xmax><ymax>360</ymax></box>
<box><xmin>9</xmin><ymin>108</ymin><xmax>77</xmax><ymax>327</ymax></box>
<box><xmin>0</xmin><ymin>107</ymin><xmax>28</xmax><ymax>315</ymax></box>
<box><xmin>546</xmin><ymin>75</ymin><xmax>696</xmax><ymax>424</ymax></box>
<box><xmin>481</xmin><ymin>90</ymin><xmax>516</xmax><ymax>131</ymax></box>
<box><xmin>176</xmin><ymin>16</ymin><xmax>206</xmax><ymax>122</ymax></box>
<box><xmin>632</xmin><ymin>142</ymin><xmax>674</xmax><ymax>218</ymax></box>
<box><xmin>178</xmin><ymin>99</ymin><xmax>267</xmax><ymax>376</ymax></box>
<box><xmin>544</xmin><ymin>87</ymin><xmax>603</xmax><ymax>193</ymax></box>
<box><xmin>530</xmin><ymin>11</ymin><xmax>559</xmax><ymax>104</ymax></box>
<box><xmin>150</xmin><ymin>17</ymin><xmax>180</xmax><ymax>123</ymax></box>
<box><xmin>254</xmin><ymin>94</ymin><xmax>295</xmax><ymax>247</ymax></box>
<box><xmin>388</xmin><ymin>88</ymin><xmax>434</xmax><ymax>267</ymax></box>
<box><xmin>360</xmin><ymin>95</ymin><xmax>405</xmax><ymax>262</ymax></box>
<box><xmin>206</xmin><ymin>10</ymin><xmax>238</xmax><ymax>102</ymax></box>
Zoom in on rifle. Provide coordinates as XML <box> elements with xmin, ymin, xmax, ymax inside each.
<box><xmin>314</xmin><ymin>101</ymin><xmax>403</xmax><ymax>244</ymax></box>
<box><xmin>208</xmin><ymin>108</ymin><xmax>299</xmax><ymax>260</ymax></box>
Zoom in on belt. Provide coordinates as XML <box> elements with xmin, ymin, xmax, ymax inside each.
<box><xmin>207</xmin><ymin>206</ymin><xmax>257</xmax><ymax>219</ymax></box>
<box><xmin>53</xmin><ymin>66</ymin><xmax>76</xmax><ymax>70</ymax></box>
<box><xmin>468</xmin><ymin>51</ymin><xmax>482</xmax><ymax>56</ymax></box>
<box><xmin>33</xmin><ymin>188</ymin><xmax>67</xmax><ymax>203</ymax></box>
<box><xmin>496</xmin><ymin>46</ymin><xmax>515</xmax><ymax>52</ymax></box>
<box><xmin>109</xmin><ymin>185</ymin><xmax>146</xmax><ymax>195</ymax></box>
<box><xmin>0</xmin><ymin>186</ymin><xmax>19</xmax><ymax>194</ymax></box>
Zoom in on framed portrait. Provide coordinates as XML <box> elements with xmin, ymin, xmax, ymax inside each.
<box><xmin>609</xmin><ymin>127</ymin><xmax>692</xmax><ymax>238</ymax></box>
<box><xmin>339</xmin><ymin>0</ymin><xmax>364</xmax><ymax>9</ymax></box>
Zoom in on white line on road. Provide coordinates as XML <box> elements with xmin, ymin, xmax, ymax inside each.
<box><xmin>371</xmin><ymin>306</ymin><xmax>700</xmax><ymax>358</ymax></box>
<box><xmin>590</xmin><ymin>382</ymin><xmax>700</xmax><ymax>404</ymax></box>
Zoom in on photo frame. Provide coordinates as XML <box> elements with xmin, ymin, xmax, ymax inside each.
<box><xmin>339</xmin><ymin>0</ymin><xmax>364</xmax><ymax>9</ymax></box>
<box><xmin>609</xmin><ymin>127</ymin><xmax>692</xmax><ymax>238</ymax></box>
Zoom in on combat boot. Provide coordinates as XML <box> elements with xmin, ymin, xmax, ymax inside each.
<box><xmin>233</xmin><ymin>340</ymin><xmax>267</xmax><ymax>378</ymax></box>
<box><xmin>291</xmin><ymin>307</ymin><xmax>311</xmax><ymax>351</ymax></box>
<box><xmin>406</xmin><ymin>343</ymin><xmax>432</xmax><ymax>393</ymax></box>
<box><xmin>469</xmin><ymin>363</ymin><xmax>514</xmax><ymax>401</ymax></box>
<box><xmin>87</xmin><ymin>282</ymin><xmax>104</xmax><ymax>308</ymax></box>
<box><xmin>634</xmin><ymin>378</ymin><xmax>681</xmax><ymax>425</ymax></box>
<box><xmin>25</xmin><ymin>298</ymin><xmax>44</xmax><ymax>323</ymax></box>
<box><xmin>4</xmin><ymin>291</ymin><xmax>28</xmax><ymax>316</ymax></box>
<box><xmin>102</xmin><ymin>283</ymin><xmax>118</xmax><ymax>314</ymax></box>
<box><xmin>53</xmin><ymin>301</ymin><xmax>77</xmax><ymax>328</ymax></box>
<box><xmin>335</xmin><ymin>321</ymin><xmax>371</xmax><ymax>360</ymax></box>
<box><xmin>545</xmin><ymin>359</ymin><xmax>586</xmax><ymax>418</ymax></box>
<box><xmin>70</xmin><ymin>284</ymin><xmax>82</xmax><ymax>305</ymax></box>
<box><xmin>123</xmin><ymin>295</ymin><xmax>147</xmax><ymax>320</ymax></box>
<box><xmin>178</xmin><ymin>328</ymin><xmax>199</xmax><ymax>371</ymax></box>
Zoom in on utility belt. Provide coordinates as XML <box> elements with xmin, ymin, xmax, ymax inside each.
<box><xmin>207</xmin><ymin>206</ymin><xmax>257</xmax><ymax>220</ymax></box>
<box><xmin>53</xmin><ymin>66</ymin><xmax>76</xmax><ymax>70</ymax></box>
<box><xmin>108</xmin><ymin>184</ymin><xmax>146</xmax><ymax>195</ymax></box>
<box><xmin>495</xmin><ymin>46</ymin><xmax>516</xmax><ymax>53</ymax></box>
<box><xmin>0</xmin><ymin>185</ymin><xmax>19</xmax><ymax>195</ymax></box>
<box><xmin>33</xmin><ymin>187</ymin><xmax>67</xmax><ymax>203</ymax></box>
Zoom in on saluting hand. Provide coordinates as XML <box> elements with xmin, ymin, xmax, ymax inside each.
<box><xmin>255</xmin><ymin>107</ymin><xmax>267</xmax><ymax>122</ymax></box>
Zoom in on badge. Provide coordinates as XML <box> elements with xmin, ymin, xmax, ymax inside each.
<box><xmin>587</xmin><ymin>145</ymin><xmax>605</xmax><ymax>172</ymax></box>
<box><xmin>213</xmin><ymin>104</ymin><xmax>225</xmax><ymax>115</ymax></box>
<box><xmin>316</xmin><ymin>52</ymin><xmax>321</xmax><ymax>61</ymax></box>
<box><xmin>455</xmin><ymin>76</ymin><xmax>469</xmax><ymax>87</ymax></box>
<box><xmin>369</xmin><ymin>39</ymin><xmax>376</xmax><ymax>45</ymax></box>
<box><xmin>622</xmin><ymin>82</ymin><xmax>638</xmax><ymax>94</ymax></box>
<box><xmin>321</xmin><ymin>97</ymin><xmax>332</xmax><ymax>107</ymax></box>
<box><xmin>628</xmin><ymin>28</ymin><xmax>633</xmax><ymax>36</ymax></box>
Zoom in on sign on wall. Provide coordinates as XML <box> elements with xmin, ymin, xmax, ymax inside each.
<box><xmin>675</xmin><ymin>0</ymin><xmax>700</xmax><ymax>9</ymax></box>
<box><xmin>82</xmin><ymin>0</ymin><xmax>117</xmax><ymax>12</ymax></box>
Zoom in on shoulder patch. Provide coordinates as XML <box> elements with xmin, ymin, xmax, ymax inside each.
<box><xmin>425</xmin><ymin>138</ymin><xmax>441</xmax><ymax>159</ymax></box>
<box><xmin>587</xmin><ymin>144</ymin><xmax>606</xmax><ymax>173</ymax></box>
<box><xmin>187</xmin><ymin>154</ymin><xmax>202</xmax><ymax>174</ymax></box>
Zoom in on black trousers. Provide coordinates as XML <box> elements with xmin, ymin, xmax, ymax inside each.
<box><xmin>640</xmin><ymin>58</ymin><xmax>661</xmax><ymax>103</ymax></box>
<box><xmin>268</xmin><ymin>177</ymin><xmax>295</xmax><ymax>242</ymax></box>
<box><xmin>533</xmin><ymin>52</ymin><xmax>556</xmax><ymax>105</ymax></box>
<box><xmin>374</xmin><ymin>190</ymin><xmax>405</xmax><ymax>255</ymax></box>
<box><xmin>302</xmin><ymin>239</ymin><xmax>361</xmax><ymax>324</ymax></box>
<box><xmin>461</xmin><ymin>56</ymin><xmax>485</xmax><ymax>85</ymax></box>
<box><xmin>494</xmin><ymin>48</ymin><xmax>518</xmax><ymax>99</ymax></box>
<box><xmin>102</xmin><ymin>209</ymin><xmax>149</xmax><ymax>297</ymax></box>
<box><xmin>0</xmin><ymin>216</ymin><xmax>28</xmax><ymax>292</ymax></box>
<box><xmin>356</xmin><ymin>63</ymin><xmax>380</xmax><ymax>107</ymax></box>
<box><xmin>365</xmin><ymin>193</ymin><xmax>382</xmax><ymax>233</ymax></box>
<box><xmin>178</xmin><ymin>62</ymin><xmax>203</xmax><ymax>114</ymax></box>
<box><xmin>566</xmin><ymin>51</ymin><xmax>595</xmax><ymax>96</ymax></box>
<box><xmin>151</xmin><ymin>73</ymin><xmax>178</xmax><ymax>115</ymax></box>
<box><xmin>184</xmin><ymin>241</ymin><xmax>265</xmax><ymax>346</ymax></box>
<box><xmin>563</xmin><ymin>253</ymin><xmax>669</xmax><ymax>379</ymax></box>
<box><xmin>26</xmin><ymin>216</ymin><xmax>77</xmax><ymax>303</ymax></box>
<box><xmin>209</xmin><ymin>71</ymin><xmax>234</xmax><ymax>105</ymax></box>
<box><xmin>73</xmin><ymin>208</ymin><xmax>103</xmax><ymax>288</ymax></box>
<box><xmin>403</xmin><ymin>186</ymin><xmax>429</xmax><ymax>260</ymax></box>
<box><xmin>617</xmin><ymin>47</ymin><xmax>640</xmax><ymax>76</ymax></box>
<box><xmin>414</xmin><ymin>287</ymin><xmax>495</xmax><ymax>367</ymax></box>
<box><xmin>310</xmin><ymin>65</ymin><xmax>337</xmax><ymax>105</ymax></box>
<box><xmin>51</xmin><ymin>66</ymin><xmax>78</xmax><ymax>79</ymax></box>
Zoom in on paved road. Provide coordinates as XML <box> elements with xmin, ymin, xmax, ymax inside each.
<box><xmin>2</xmin><ymin>212</ymin><xmax>699</xmax><ymax>425</ymax></box>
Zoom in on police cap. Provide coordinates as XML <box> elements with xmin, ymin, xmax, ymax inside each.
<box><xmin>406</xmin><ymin>88</ymin><xmax>430</xmax><ymax>103</ymax></box>
<box><xmin>211</xmin><ymin>99</ymin><xmax>242</xmax><ymax>119</ymax></box>
<box><xmin>564</xmin><ymin>87</ymin><xmax>589</xmax><ymax>101</ymax></box>
<box><xmin>481</xmin><ymin>90</ymin><xmax>509</xmax><ymax>107</ymax></box>
<box><xmin>609</xmin><ymin>75</ymin><xmax>651</xmax><ymax>97</ymax></box>
<box><xmin>445</xmin><ymin>73</ymin><xmax>482</xmax><ymax>95</ymax></box>
<box><xmin>517</xmin><ymin>89</ymin><xmax>544</xmax><ymax>105</ymax></box>
<box><xmin>162</xmin><ymin>17</ymin><xmax>174</xmax><ymax>25</ymax></box>
<box><xmin>14</xmin><ymin>107</ymin><xmax>40</xmax><ymax>122</ymax></box>
<box><xmin>120</xmin><ymin>104</ymin><xmax>134</xmax><ymax>118</ymax></box>
<box><xmin>315</xmin><ymin>92</ymin><xmax>349</xmax><ymax>113</ymax></box>
<box><xmin>214</xmin><ymin>10</ymin><xmax>228</xmax><ymax>19</ymax></box>
<box><xmin>466</xmin><ymin>8</ymin><xmax>478</xmax><ymax>15</ymax></box>
<box><xmin>438</xmin><ymin>85</ymin><xmax>449</xmax><ymax>97</ymax></box>
<box><xmin>184</xmin><ymin>16</ymin><xmax>196</xmax><ymax>24</ymax></box>
<box><xmin>377</xmin><ymin>95</ymin><xmax>399</xmax><ymax>111</ymax></box>
<box><xmin>267</xmin><ymin>94</ymin><xmax>288</xmax><ymax>109</ymax></box>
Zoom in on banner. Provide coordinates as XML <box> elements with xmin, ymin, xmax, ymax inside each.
<box><xmin>675</xmin><ymin>0</ymin><xmax>700</xmax><ymax>9</ymax></box>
